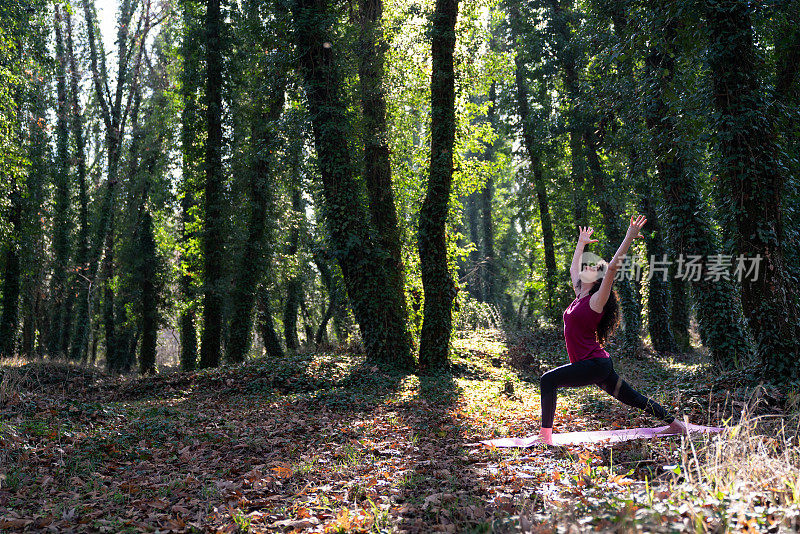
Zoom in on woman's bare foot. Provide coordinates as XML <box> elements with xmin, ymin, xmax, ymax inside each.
<box><xmin>657</xmin><ymin>419</ymin><xmax>688</xmax><ymax>436</ymax></box>
<box><xmin>539</xmin><ymin>427</ymin><xmax>554</xmax><ymax>445</ymax></box>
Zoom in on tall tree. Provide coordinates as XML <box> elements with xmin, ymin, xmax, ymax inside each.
<box><xmin>72</xmin><ymin>0</ymin><xmax>152</xmax><ymax>364</ymax></box>
<box><xmin>639</xmin><ymin>182</ymin><xmax>678</xmax><ymax>353</ymax></box>
<box><xmin>705</xmin><ymin>0</ymin><xmax>800</xmax><ymax>377</ymax></box>
<box><xmin>137</xmin><ymin>206</ymin><xmax>158</xmax><ymax>375</ymax></box>
<box><xmin>642</xmin><ymin>4</ymin><xmax>751</xmax><ymax>364</ymax></box>
<box><xmin>601</xmin><ymin>1</ymin><xmax>678</xmax><ymax>354</ymax></box>
<box><xmin>199</xmin><ymin>0</ymin><xmax>225</xmax><ymax>368</ymax></box>
<box><xmin>464</xmin><ymin>192</ymin><xmax>482</xmax><ymax>300</ymax></box>
<box><xmin>19</xmin><ymin>32</ymin><xmax>50</xmax><ymax>358</ymax></box>
<box><xmin>48</xmin><ymin>5</ymin><xmax>72</xmax><ymax>358</ymax></box>
<box><xmin>283</xmin><ymin>178</ymin><xmax>304</xmax><ymax>353</ymax></box>
<box><xmin>255</xmin><ymin>281</ymin><xmax>283</xmax><ymax>358</ymax></box>
<box><xmin>0</xmin><ymin>142</ymin><xmax>22</xmax><ymax>359</ymax></box>
<box><xmin>418</xmin><ymin>0</ymin><xmax>459</xmax><ymax>369</ymax></box>
<box><xmin>291</xmin><ymin>0</ymin><xmax>415</xmax><ymax>369</ymax></box>
<box><xmin>65</xmin><ymin>7</ymin><xmax>90</xmax><ymax>359</ymax></box>
<box><xmin>510</xmin><ymin>10</ymin><xmax>557</xmax><ymax>316</ymax></box>
<box><xmin>178</xmin><ymin>0</ymin><xmax>203</xmax><ymax>371</ymax></box>
<box><xmin>358</xmin><ymin>0</ymin><xmax>414</xmax><ymax>358</ymax></box>
<box><xmin>226</xmin><ymin>0</ymin><xmax>289</xmax><ymax>363</ymax></box>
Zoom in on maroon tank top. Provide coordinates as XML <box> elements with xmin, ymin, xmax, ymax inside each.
<box><xmin>563</xmin><ymin>293</ymin><xmax>610</xmax><ymax>363</ymax></box>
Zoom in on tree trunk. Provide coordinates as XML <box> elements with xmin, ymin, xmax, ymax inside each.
<box><xmin>103</xmin><ymin>227</ymin><xmax>117</xmax><ymax>371</ymax></box>
<box><xmin>670</xmin><ymin>274</ymin><xmax>691</xmax><ymax>351</ymax></box>
<box><xmin>49</xmin><ymin>6</ymin><xmax>72</xmax><ymax>358</ymax></box>
<box><xmin>299</xmin><ymin>297</ymin><xmax>314</xmax><ymax>345</ymax></box>
<box><xmin>639</xmin><ymin>183</ymin><xmax>678</xmax><ymax>353</ymax></box>
<box><xmin>226</xmin><ymin>0</ymin><xmax>288</xmax><ymax>363</ymax></box>
<box><xmin>466</xmin><ymin>192</ymin><xmax>482</xmax><ymax>300</ymax></box>
<box><xmin>511</xmin><ymin>28</ymin><xmax>557</xmax><ymax>316</ymax></box>
<box><xmin>642</xmin><ymin>10</ymin><xmax>751</xmax><ymax>364</ymax></box>
<box><xmin>291</xmin><ymin>0</ymin><xmax>415</xmax><ymax>369</ymax></box>
<box><xmin>139</xmin><ymin>208</ymin><xmax>158</xmax><ymax>375</ymax></box>
<box><xmin>312</xmin><ymin>246</ymin><xmax>348</xmax><ymax>342</ymax></box>
<box><xmin>257</xmin><ymin>286</ymin><xmax>284</xmax><ymax>359</ymax></box>
<box><xmin>774</xmin><ymin>2</ymin><xmax>800</xmax><ymax>287</ymax></box>
<box><xmin>179</xmin><ymin>0</ymin><xmax>202</xmax><ymax>372</ymax></box>
<box><xmin>65</xmin><ymin>9</ymin><xmax>89</xmax><ymax>361</ymax></box>
<box><xmin>418</xmin><ymin>0</ymin><xmax>459</xmax><ymax>370</ymax></box>
<box><xmin>358</xmin><ymin>0</ymin><xmax>414</xmax><ymax>359</ymax></box>
<box><xmin>603</xmin><ymin>4</ymin><xmax>677</xmax><ymax>355</ymax></box>
<box><xmin>17</xmin><ymin>28</ymin><xmax>49</xmax><ymax>358</ymax></box>
<box><xmin>199</xmin><ymin>0</ymin><xmax>225</xmax><ymax>369</ymax></box>
<box><xmin>706</xmin><ymin>0</ymin><xmax>800</xmax><ymax>377</ymax></box>
<box><xmin>0</xmin><ymin>175</ymin><xmax>22</xmax><ymax>358</ymax></box>
<box><xmin>283</xmin><ymin>179</ymin><xmax>304</xmax><ymax>353</ymax></box>
<box><xmin>315</xmin><ymin>301</ymin><xmax>333</xmax><ymax>345</ymax></box>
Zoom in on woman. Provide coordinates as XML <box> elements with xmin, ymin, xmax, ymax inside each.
<box><xmin>538</xmin><ymin>215</ymin><xmax>687</xmax><ymax>445</ymax></box>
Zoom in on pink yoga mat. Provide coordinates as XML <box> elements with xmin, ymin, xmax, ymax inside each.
<box><xmin>479</xmin><ymin>423</ymin><xmax>724</xmax><ymax>448</ymax></box>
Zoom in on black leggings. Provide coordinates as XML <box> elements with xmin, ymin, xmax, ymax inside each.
<box><xmin>540</xmin><ymin>357</ymin><xmax>675</xmax><ymax>428</ymax></box>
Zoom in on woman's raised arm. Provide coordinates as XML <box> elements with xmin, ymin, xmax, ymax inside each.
<box><xmin>590</xmin><ymin>215</ymin><xmax>646</xmax><ymax>313</ymax></box>
<box><xmin>570</xmin><ymin>226</ymin><xmax>598</xmax><ymax>295</ymax></box>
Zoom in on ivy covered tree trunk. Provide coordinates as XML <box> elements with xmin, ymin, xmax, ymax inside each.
<box><xmin>312</xmin><ymin>246</ymin><xmax>348</xmax><ymax>342</ymax></box>
<box><xmin>511</xmin><ymin>27</ymin><xmax>557</xmax><ymax>315</ymax></box>
<box><xmin>291</xmin><ymin>0</ymin><xmax>415</xmax><ymax>369</ymax></box>
<box><xmin>257</xmin><ymin>286</ymin><xmax>284</xmax><ymax>359</ymax></box>
<box><xmin>199</xmin><ymin>0</ymin><xmax>225</xmax><ymax>369</ymax></box>
<box><xmin>418</xmin><ymin>0</ymin><xmax>459</xmax><ymax>370</ymax></box>
<box><xmin>642</xmin><ymin>10</ymin><xmax>751</xmax><ymax>364</ymax></box>
<box><xmin>358</xmin><ymin>0</ymin><xmax>414</xmax><ymax>358</ymax></box>
<box><xmin>0</xmin><ymin>172</ymin><xmax>22</xmax><ymax>358</ymax></box>
<box><xmin>179</xmin><ymin>0</ymin><xmax>203</xmax><ymax>371</ymax></box>
<box><xmin>669</xmin><ymin>275</ymin><xmax>691</xmax><ymax>350</ymax></box>
<box><xmin>103</xmin><ymin>227</ymin><xmax>117</xmax><ymax>371</ymax></box>
<box><xmin>283</xmin><ymin>182</ymin><xmax>303</xmax><ymax>352</ymax></box>
<box><xmin>774</xmin><ymin>3</ymin><xmax>800</xmax><ymax>281</ymax></box>
<box><xmin>602</xmin><ymin>4</ymin><xmax>677</xmax><ymax>355</ymax></box>
<box><xmin>706</xmin><ymin>0</ymin><xmax>800</xmax><ymax>377</ymax></box>
<box><xmin>639</xmin><ymin>183</ymin><xmax>678</xmax><ymax>354</ymax></box>
<box><xmin>65</xmin><ymin>8</ymin><xmax>89</xmax><ymax>360</ymax></box>
<box><xmin>226</xmin><ymin>0</ymin><xmax>288</xmax><ymax>363</ymax></box>
<box><xmin>139</xmin><ymin>208</ymin><xmax>158</xmax><ymax>375</ymax></box>
<box><xmin>49</xmin><ymin>6</ymin><xmax>72</xmax><ymax>358</ymax></box>
<box><xmin>114</xmin><ymin>87</ymin><xmax>145</xmax><ymax>374</ymax></box>
<box><xmin>20</xmin><ymin>55</ymin><xmax>48</xmax><ymax>358</ymax></box>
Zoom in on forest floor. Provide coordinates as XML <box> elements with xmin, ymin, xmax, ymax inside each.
<box><xmin>0</xmin><ymin>328</ymin><xmax>799</xmax><ymax>533</ymax></box>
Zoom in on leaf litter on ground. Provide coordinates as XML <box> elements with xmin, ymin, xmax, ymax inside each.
<box><xmin>0</xmin><ymin>329</ymin><xmax>798</xmax><ymax>532</ymax></box>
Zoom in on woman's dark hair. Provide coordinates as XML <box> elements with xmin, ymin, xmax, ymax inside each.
<box><xmin>576</xmin><ymin>267</ymin><xmax>621</xmax><ymax>346</ymax></box>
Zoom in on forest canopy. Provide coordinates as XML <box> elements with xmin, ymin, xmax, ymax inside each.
<box><xmin>0</xmin><ymin>0</ymin><xmax>798</xmax><ymax>378</ymax></box>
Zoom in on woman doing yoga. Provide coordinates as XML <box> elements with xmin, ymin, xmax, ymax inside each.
<box><xmin>538</xmin><ymin>215</ymin><xmax>687</xmax><ymax>445</ymax></box>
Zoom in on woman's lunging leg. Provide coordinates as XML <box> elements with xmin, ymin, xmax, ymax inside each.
<box><xmin>597</xmin><ymin>370</ymin><xmax>675</xmax><ymax>424</ymax></box>
<box><xmin>540</xmin><ymin>358</ymin><xmax>613</xmax><ymax>428</ymax></box>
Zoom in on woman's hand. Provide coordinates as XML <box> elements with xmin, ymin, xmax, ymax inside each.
<box><xmin>578</xmin><ymin>226</ymin><xmax>599</xmax><ymax>245</ymax></box>
<box><xmin>625</xmin><ymin>215</ymin><xmax>647</xmax><ymax>240</ymax></box>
